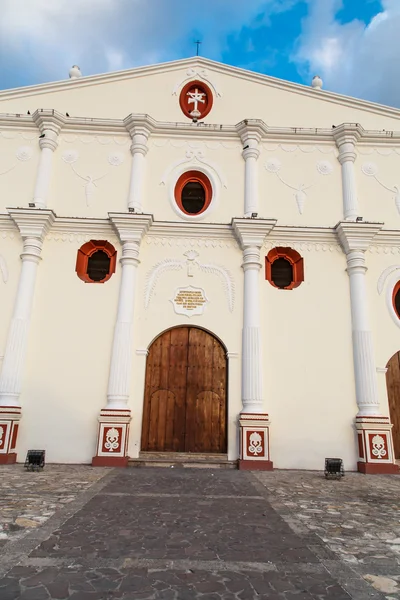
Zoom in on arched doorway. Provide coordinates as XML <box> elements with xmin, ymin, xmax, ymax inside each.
<box><xmin>385</xmin><ymin>351</ymin><xmax>400</xmax><ymax>459</ymax></box>
<box><xmin>141</xmin><ymin>326</ymin><xmax>227</xmax><ymax>454</ymax></box>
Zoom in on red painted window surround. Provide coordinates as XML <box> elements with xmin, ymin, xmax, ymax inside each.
<box><xmin>179</xmin><ymin>80</ymin><xmax>213</xmax><ymax>120</ymax></box>
<box><xmin>174</xmin><ymin>170</ymin><xmax>212</xmax><ymax>216</ymax></box>
<box><xmin>75</xmin><ymin>240</ymin><xmax>117</xmax><ymax>284</ymax></box>
<box><xmin>265</xmin><ymin>247</ymin><xmax>304</xmax><ymax>290</ymax></box>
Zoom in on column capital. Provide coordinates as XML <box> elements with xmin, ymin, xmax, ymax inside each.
<box><xmin>335</xmin><ymin>221</ymin><xmax>383</xmax><ymax>254</ymax></box>
<box><xmin>32</xmin><ymin>110</ymin><xmax>65</xmax><ymax>151</ymax></box>
<box><xmin>333</xmin><ymin>123</ymin><xmax>364</xmax><ymax>145</ymax></box>
<box><xmin>236</xmin><ymin>120</ymin><xmax>266</xmax><ymax>147</ymax></box>
<box><xmin>123</xmin><ymin>114</ymin><xmax>156</xmax><ymax>139</ymax></box>
<box><xmin>108</xmin><ymin>213</ymin><xmax>153</xmax><ymax>244</ymax></box>
<box><xmin>232</xmin><ymin>218</ymin><xmax>276</xmax><ymax>250</ymax></box>
<box><xmin>7</xmin><ymin>208</ymin><xmax>56</xmax><ymax>241</ymax></box>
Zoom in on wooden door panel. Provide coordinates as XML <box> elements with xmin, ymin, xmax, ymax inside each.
<box><xmin>386</xmin><ymin>352</ymin><xmax>400</xmax><ymax>459</ymax></box>
<box><xmin>142</xmin><ymin>327</ymin><xmax>227</xmax><ymax>454</ymax></box>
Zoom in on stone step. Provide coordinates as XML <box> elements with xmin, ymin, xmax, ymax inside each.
<box><xmin>128</xmin><ymin>452</ymin><xmax>237</xmax><ymax>470</ymax></box>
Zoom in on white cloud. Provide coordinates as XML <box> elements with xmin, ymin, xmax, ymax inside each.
<box><xmin>0</xmin><ymin>0</ymin><xmax>294</xmax><ymax>88</ymax></box>
<box><xmin>293</xmin><ymin>0</ymin><xmax>400</xmax><ymax>108</ymax></box>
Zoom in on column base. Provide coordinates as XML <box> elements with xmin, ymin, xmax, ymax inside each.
<box><xmin>0</xmin><ymin>406</ymin><xmax>21</xmax><ymax>464</ymax></box>
<box><xmin>355</xmin><ymin>415</ymin><xmax>399</xmax><ymax>475</ymax></box>
<box><xmin>239</xmin><ymin>413</ymin><xmax>273</xmax><ymax>471</ymax></box>
<box><xmin>238</xmin><ymin>459</ymin><xmax>273</xmax><ymax>471</ymax></box>
<box><xmin>92</xmin><ymin>408</ymin><xmax>131</xmax><ymax>468</ymax></box>
<box><xmin>357</xmin><ymin>461</ymin><xmax>399</xmax><ymax>475</ymax></box>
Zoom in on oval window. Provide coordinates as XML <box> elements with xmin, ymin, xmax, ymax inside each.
<box><xmin>265</xmin><ymin>247</ymin><xmax>304</xmax><ymax>290</ymax></box>
<box><xmin>393</xmin><ymin>282</ymin><xmax>400</xmax><ymax>318</ymax></box>
<box><xmin>76</xmin><ymin>240</ymin><xmax>117</xmax><ymax>284</ymax></box>
<box><xmin>174</xmin><ymin>171</ymin><xmax>212</xmax><ymax>216</ymax></box>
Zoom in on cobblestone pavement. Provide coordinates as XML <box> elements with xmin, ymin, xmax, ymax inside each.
<box><xmin>0</xmin><ymin>466</ymin><xmax>397</xmax><ymax>599</ymax></box>
<box><xmin>0</xmin><ymin>465</ymin><xmax>109</xmax><ymax>548</ymax></box>
<box><xmin>255</xmin><ymin>471</ymin><xmax>400</xmax><ymax>599</ymax></box>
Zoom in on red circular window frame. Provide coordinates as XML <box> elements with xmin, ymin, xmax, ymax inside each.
<box><xmin>76</xmin><ymin>240</ymin><xmax>117</xmax><ymax>284</ymax></box>
<box><xmin>179</xmin><ymin>80</ymin><xmax>213</xmax><ymax>120</ymax></box>
<box><xmin>392</xmin><ymin>281</ymin><xmax>400</xmax><ymax>318</ymax></box>
<box><xmin>174</xmin><ymin>171</ymin><xmax>213</xmax><ymax>216</ymax></box>
<box><xmin>265</xmin><ymin>247</ymin><xmax>304</xmax><ymax>290</ymax></box>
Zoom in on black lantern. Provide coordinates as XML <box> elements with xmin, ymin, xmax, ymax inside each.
<box><xmin>24</xmin><ymin>450</ymin><xmax>45</xmax><ymax>471</ymax></box>
<box><xmin>324</xmin><ymin>458</ymin><xmax>344</xmax><ymax>479</ymax></box>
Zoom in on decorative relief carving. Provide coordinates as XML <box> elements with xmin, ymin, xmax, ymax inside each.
<box><xmin>0</xmin><ymin>256</ymin><xmax>8</xmax><ymax>283</ymax></box>
<box><xmin>46</xmin><ymin>233</ymin><xmax>118</xmax><ymax>244</ymax></box>
<box><xmin>377</xmin><ymin>265</ymin><xmax>400</xmax><ymax>295</ymax></box>
<box><xmin>171</xmin><ymin>285</ymin><xmax>208</xmax><ymax>317</ymax></box>
<box><xmin>160</xmin><ymin>149</ymin><xmax>227</xmax><ymax>188</ymax></box>
<box><xmin>376</xmin><ymin>264</ymin><xmax>400</xmax><ymax>329</ymax></box>
<box><xmin>371</xmin><ymin>434</ymin><xmax>387</xmax><ymax>459</ymax></box>
<box><xmin>264</xmin><ymin>240</ymin><xmax>341</xmax><ymax>253</ymax></box>
<box><xmin>248</xmin><ymin>431</ymin><xmax>263</xmax><ymax>456</ymax></box>
<box><xmin>265</xmin><ymin>157</ymin><xmax>334</xmax><ymax>215</ymax></box>
<box><xmin>361</xmin><ymin>162</ymin><xmax>400</xmax><ymax>214</ymax></box>
<box><xmin>104</xmin><ymin>427</ymin><xmax>120</xmax><ymax>452</ymax></box>
<box><xmin>172</xmin><ymin>68</ymin><xmax>222</xmax><ymax>97</ymax></box>
<box><xmin>151</xmin><ymin>139</ymin><xmax>240</xmax><ymax>150</ymax></box>
<box><xmin>62</xmin><ymin>149</ymin><xmax>125</xmax><ymax>206</ymax></box>
<box><xmin>0</xmin><ymin>146</ymin><xmax>33</xmax><ymax>177</ymax></box>
<box><xmin>60</xmin><ymin>134</ymin><xmax>129</xmax><ymax>146</ymax></box>
<box><xmin>0</xmin><ymin>131</ymin><xmax>36</xmax><ymax>141</ymax></box>
<box><xmin>145</xmin><ymin>236</ymin><xmax>238</xmax><ymax>249</ymax></box>
<box><xmin>358</xmin><ymin>147</ymin><xmax>400</xmax><ymax>156</ymax></box>
<box><xmin>144</xmin><ymin>250</ymin><xmax>235</xmax><ymax>311</ymax></box>
<box><xmin>263</xmin><ymin>143</ymin><xmax>337</xmax><ymax>155</ymax></box>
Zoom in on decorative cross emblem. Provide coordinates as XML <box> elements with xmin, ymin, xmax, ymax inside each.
<box><xmin>187</xmin><ymin>88</ymin><xmax>206</xmax><ymax>113</ymax></box>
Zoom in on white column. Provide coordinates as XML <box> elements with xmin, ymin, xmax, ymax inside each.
<box><xmin>236</xmin><ymin>121</ymin><xmax>265</xmax><ymax>218</ymax></box>
<box><xmin>0</xmin><ymin>210</ymin><xmax>55</xmax><ymax>407</ymax></box>
<box><xmin>232</xmin><ymin>219</ymin><xmax>276</xmax><ymax>413</ymax></box>
<box><xmin>106</xmin><ymin>214</ymin><xmax>153</xmax><ymax>409</ymax></box>
<box><xmin>124</xmin><ymin>116</ymin><xmax>154</xmax><ymax>213</ymax></box>
<box><xmin>333</xmin><ymin>124</ymin><xmax>362</xmax><ymax>221</ymax></box>
<box><xmin>32</xmin><ymin>110</ymin><xmax>65</xmax><ymax>209</ymax></box>
<box><xmin>336</xmin><ymin>222</ymin><xmax>383</xmax><ymax>415</ymax></box>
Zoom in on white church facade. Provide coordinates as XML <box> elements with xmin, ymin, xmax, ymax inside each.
<box><xmin>0</xmin><ymin>57</ymin><xmax>399</xmax><ymax>473</ymax></box>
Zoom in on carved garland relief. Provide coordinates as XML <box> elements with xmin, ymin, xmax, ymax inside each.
<box><xmin>361</xmin><ymin>162</ymin><xmax>400</xmax><ymax>215</ymax></box>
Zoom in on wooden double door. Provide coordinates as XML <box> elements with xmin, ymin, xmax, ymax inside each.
<box><xmin>386</xmin><ymin>351</ymin><xmax>400</xmax><ymax>459</ymax></box>
<box><xmin>141</xmin><ymin>327</ymin><xmax>227</xmax><ymax>454</ymax></box>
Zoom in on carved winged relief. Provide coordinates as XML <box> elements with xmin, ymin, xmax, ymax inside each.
<box><xmin>144</xmin><ymin>250</ymin><xmax>234</xmax><ymax>312</ymax></box>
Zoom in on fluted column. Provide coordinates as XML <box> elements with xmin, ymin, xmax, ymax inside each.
<box><xmin>92</xmin><ymin>213</ymin><xmax>153</xmax><ymax>467</ymax></box>
<box><xmin>236</xmin><ymin>121</ymin><xmax>265</xmax><ymax>217</ymax></box>
<box><xmin>32</xmin><ymin>110</ymin><xmax>65</xmax><ymax>209</ymax></box>
<box><xmin>124</xmin><ymin>115</ymin><xmax>155</xmax><ymax>213</ymax></box>
<box><xmin>232</xmin><ymin>218</ymin><xmax>276</xmax><ymax>470</ymax></box>
<box><xmin>336</xmin><ymin>221</ymin><xmax>398</xmax><ymax>473</ymax></box>
<box><xmin>0</xmin><ymin>209</ymin><xmax>55</xmax><ymax>464</ymax></box>
<box><xmin>333</xmin><ymin>124</ymin><xmax>362</xmax><ymax>221</ymax></box>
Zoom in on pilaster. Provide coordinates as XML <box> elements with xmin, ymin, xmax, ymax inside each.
<box><xmin>32</xmin><ymin>110</ymin><xmax>66</xmax><ymax>208</ymax></box>
<box><xmin>235</xmin><ymin>121</ymin><xmax>266</xmax><ymax>217</ymax></box>
<box><xmin>0</xmin><ymin>209</ymin><xmax>55</xmax><ymax>464</ymax></box>
<box><xmin>336</xmin><ymin>220</ymin><xmax>399</xmax><ymax>474</ymax></box>
<box><xmin>123</xmin><ymin>115</ymin><xmax>156</xmax><ymax>212</ymax></box>
<box><xmin>333</xmin><ymin>124</ymin><xmax>363</xmax><ymax>221</ymax></box>
<box><xmin>92</xmin><ymin>213</ymin><xmax>153</xmax><ymax>467</ymax></box>
<box><xmin>232</xmin><ymin>218</ymin><xmax>276</xmax><ymax>470</ymax></box>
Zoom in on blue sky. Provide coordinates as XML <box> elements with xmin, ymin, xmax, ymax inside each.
<box><xmin>1</xmin><ymin>0</ymin><xmax>399</xmax><ymax>107</ymax></box>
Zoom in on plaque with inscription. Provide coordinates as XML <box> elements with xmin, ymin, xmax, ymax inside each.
<box><xmin>171</xmin><ymin>286</ymin><xmax>209</xmax><ymax>317</ymax></box>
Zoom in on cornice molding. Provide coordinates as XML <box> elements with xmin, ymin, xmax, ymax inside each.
<box><xmin>232</xmin><ymin>218</ymin><xmax>277</xmax><ymax>249</ymax></box>
<box><xmin>108</xmin><ymin>212</ymin><xmax>153</xmax><ymax>243</ymax></box>
<box><xmin>335</xmin><ymin>221</ymin><xmax>384</xmax><ymax>253</ymax></box>
<box><xmin>236</xmin><ymin>120</ymin><xmax>267</xmax><ymax>145</ymax></box>
<box><xmin>32</xmin><ymin>109</ymin><xmax>66</xmax><ymax>134</ymax></box>
<box><xmin>123</xmin><ymin>114</ymin><xmax>157</xmax><ymax>139</ymax></box>
<box><xmin>332</xmin><ymin>123</ymin><xmax>363</xmax><ymax>148</ymax></box>
<box><xmin>7</xmin><ymin>208</ymin><xmax>56</xmax><ymax>239</ymax></box>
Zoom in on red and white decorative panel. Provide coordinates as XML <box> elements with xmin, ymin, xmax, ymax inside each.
<box><xmin>92</xmin><ymin>409</ymin><xmax>131</xmax><ymax>467</ymax></box>
<box><xmin>0</xmin><ymin>406</ymin><xmax>22</xmax><ymax>464</ymax></box>
<box><xmin>355</xmin><ymin>415</ymin><xmax>399</xmax><ymax>474</ymax></box>
<box><xmin>179</xmin><ymin>80</ymin><xmax>213</xmax><ymax>120</ymax></box>
<box><xmin>238</xmin><ymin>414</ymin><xmax>273</xmax><ymax>471</ymax></box>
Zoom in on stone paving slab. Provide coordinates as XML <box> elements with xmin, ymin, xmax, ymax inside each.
<box><xmin>0</xmin><ymin>467</ymin><xmax>396</xmax><ymax>599</ymax></box>
<box><xmin>254</xmin><ymin>470</ymin><xmax>400</xmax><ymax>599</ymax></box>
<box><xmin>0</xmin><ymin>466</ymin><xmax>109</xmax><ymax>548</ymax></box>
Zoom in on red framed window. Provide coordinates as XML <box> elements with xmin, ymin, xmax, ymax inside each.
<box><xmin>393</xmin><ymin>281</ymin><xmax>400</xmax><ymax>318</ymax></box>
<box><xmin>179</xmin><ymin>80</ymin><xmax>213</xmax><ymax>120</ymax></box>
<box><xmin>174</xmin><ymin>170</ymin><xmax>212</xmax><ymax>216</ymax></box>
<box><xmin>265</xmin><ymin>247</ymin><xmax>304</xmax><ymax>290</ymax></box>
<box><xmin>76</xmin><ymin>240</ymin><xmax>117</xmax><ymax>284</ymax></box>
